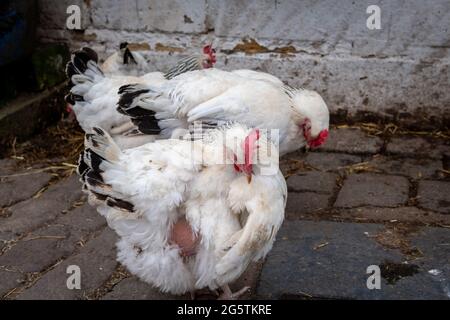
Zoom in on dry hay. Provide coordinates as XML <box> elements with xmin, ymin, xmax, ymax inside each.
<box><xmin>2</xmin><ymin>120</ymin><xmax>84</xmax><ymax>182</ymax></box>
<box><xmin>334</xmin><ymin>122</ymin><xmax>450</xmax><ymax>140</ymax></box>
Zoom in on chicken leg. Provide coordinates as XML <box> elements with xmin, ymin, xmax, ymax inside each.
<box><xmin>218</xmin><ymin>285</ymin><xmax>250</xmax><ymax>300</ymax></box>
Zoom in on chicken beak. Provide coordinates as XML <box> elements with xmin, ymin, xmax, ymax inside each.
<box><xmin>247</xmin><ymin>174</ymin><xmax>252</xmax><ymax>184</ymax></box>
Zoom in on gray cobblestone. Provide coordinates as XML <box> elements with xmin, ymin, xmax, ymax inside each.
<box><xmin>335</xmin><ymin>174</ymin><xmax>409</xmax><ymax>208</ymax></box>
<box><xmin>305</xmin><ymin>152</ymin><xmax>363</xmax><ymax>172</ymax></box>
<box><xmin>17</xmin><ymin>228</ymin><xmax>116</xmax><ymax>300</ymax></box>
<box><xmin>320</xmin><ymin>128</ymin><xmax>383</xmax><ymax>154</ymax></box>
<box><xmin>0</xmin><ymin>175</ymin><xmax>83</xmax><ymax>238</ymax></box>
<box><xmin>0</xmin><ymin>171</ymin><xmax>52</xmax><ymax>207</ymax></box>
<box><xmin>367</xmin><ymin>156</ymin><xmax>442</xmax><ymax>179</ymax></box>
<box><xmin>102</xmin><ymin>277</ymin><xmax>185</xmax><ymax>300</ymax></box>
<box><xmin>286</xmin><ymin>192</ymin><xmax>330</xmax><ymax>218</ymax></box>
<box><xmin>338</xmin><ymin>206</ymin><xmax>450</xmax><ymax>225</ymax></box>
<box><xmin>417</xmin><ymin>180</ymin><xmax>450</xmax><ymax>214</ymax></box>
<box><xmin>386</xmin><ymin>137</ymin><xmax>450</xmax><ymax>160</ymax></box>
<box><xmin>257</xmin><ymin>220</ymin><xmax>450</xmax><ymax>299</ymax></box>
<box><xmin>0</xmin><ymin>203</ymin><xmax>105</xmax><ymax>297</ymax></box>
<box><xmin>0</xmin><ymin>270</ymin><xmax>23</xmax><ymax>298</ymax></box>
<box><xmin>287</xmin><ymin>171</ymin><xmax>338</xmax><ymax>194</ymax></box>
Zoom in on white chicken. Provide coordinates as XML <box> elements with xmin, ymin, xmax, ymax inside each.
<box><xmin>78</xmin><ymin>123</ymin><xmax>287</xmax><ymax>298</ymax></box>
<box><xmin>116</xmin><ymin>68</ymin><xmax>330</xmax><ymax>155</ymax></box>
<box><xmin>101</xmin><ymin>42</ymin><xmax>151</xmax><ymax>76</ymax></box>
<box><xmin>65</xmin><ymin>45</ymin><xmax>217</xmax><ymax>149</ymax></box>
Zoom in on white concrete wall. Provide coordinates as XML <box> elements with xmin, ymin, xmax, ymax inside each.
<box><xmin>37</xmin><ymin>0</ymin><xmax>450</xmax><ymax>128</ymax></box>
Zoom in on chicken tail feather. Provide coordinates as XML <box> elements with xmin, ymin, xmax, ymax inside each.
<box><xmin>84</xmin><ymin>127</ymin><xmax>121</xmax><ymax>163</ymax></box>
<box><xmin>65</xmin><ymin>47</ymin><xmax>104</xmax><ymax>104</ymax></box>
<box><xmin>118</xmin><ymin>42</ymin><xmax>138</xmax><ymax>66</ymax></box>
<box><xmin>77</xmin><ymin>128</ymin><xmax>135</xmax><ymax>213</ymax></box>
<box><xmin>117</xmin><ymin>84</ymin><xmax>163</xmax><ymax>135</ymax></box>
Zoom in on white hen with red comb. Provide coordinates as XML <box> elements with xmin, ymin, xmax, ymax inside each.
<box><xmin>116</xmin><ymin>68</ymin><xmax>330</xmax><ymax>155</ymax></box>
<box><xmin>78</xmin><ymin>123</ymin><xmax>286</xmax><ymax>298</ymax></box>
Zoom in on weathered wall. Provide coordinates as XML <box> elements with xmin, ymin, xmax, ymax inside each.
<box><xmin>37</xmin><ymin>0</ymin><xmax>450</xmax><ymax>128</ymax></box>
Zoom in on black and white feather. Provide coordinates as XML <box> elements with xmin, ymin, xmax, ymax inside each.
<box><xmin>66</xmin><ymin>46</ymin><xmax>212</xmax><ymax>149</ymax></box>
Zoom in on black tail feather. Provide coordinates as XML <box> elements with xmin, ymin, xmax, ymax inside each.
<box><xmin>77</xmin><ymin>137</ymin><xmax>135</xmax><ymax>213</ymax></box>
<box><xmin>77</xmin><ymin>152</ymin><xmax>89</xmax><ymax>177</ymax></box>
<box><xmin>80</xmin><ymin>47</ymin><xmax>98</xmax><ymax>63</ymax></box>
<box><xmin>85</xmin><ymin>170</ymin><xmax>105</xmax><ymax>187</ymax></box>
<box><xmin>118</xmin><ymin>42</ymin><xmax>137</xmax><ymax>65</ymax></box>
<box><xmin>117</xmin><ymin>84</ymin><xmax>162</xmax><ymax>135</ymax></box>
<box><xmin>64</xmin><ymin>93</ymin><xmax>84</xmax><ymax>104</ymax></box>
<box><xmin>123</xmin><ymin>48</ymin><xmax>137</xmax><ymax>65</ymax></box>
<box><xmin>66</xmin><ymin>47</ymin><xmax>99</xmax><ymax>79</ymax></box>
<box><xmin>130</xmin><ymin>117</ymin><xmax>162</xmax><ymax>135</ymax></box>
<box><xmin>65</xmin><ymin>62</ymin><xmax>78</xmax><ymax>81</ymax></box>
<box><xmin>65</xmin><ymin>47</ymin><xmax>101</xmax><ymax>103</ymax></box>
<box><xmin>106</xmin><ymin>198</ymin><xmax>135</xmax><ymax>212</ymax></box>
<box><xmin>118</xmin><ymin>83</ymin><xmax>150</xmax><ymax>99</ymax></box>
<box><xmin>85</xmin><ymin>148</ymin><xmax>105</xmax><ymax>172</ymax></box>
<box><xmin>91</xmin><ymin>191</ymin><xmax>108</xmax><ymax>201</ymax></box>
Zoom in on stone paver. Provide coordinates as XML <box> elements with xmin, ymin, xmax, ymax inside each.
<box><xmin>285</xmin><ymin>172</ymin><xmax>337</xmax><ymax>218</ymax></box>
<box><xmin>305</xmin><ymin>152</ymin><xmax>363</xmax><ymax>171</ymax></box>
<box><xmin>386</xmin><ymin>137</ymin><xmax>450</xmax><ymax>160</ymax></box>
<box><xmin>102</xmin><ymin>277</ymin><xmax>184</xmax><ymax>300</ymax></box>
<box><xmin>0</xmin><ymin>270</ymin><xmax>23</xmax><ymax>297</ymax></box>
<box><xmin>287</xmin><ymin>171</ymin><xmax>338</xmax><ymax>194</ymax></box>
<box><xmin>0</xmin><ymin>171</ymin><xmax>53</xmax><ymax>207</ymax></box>
<box><xmin>335</xmin><ymin>173</ymin><xmax>409</xmax><ymax>208</ymax></box>
<box><xmin>16</xmin><ymin>228</ymin><xmax>116</xmax><ymax>300</ymax></box>
<box><xmin>338</xmin><ymin>207</ymin><xmax>450</xmax><ymax>225</ymax></box>
<box><xmin>286</xmin><ymin>193</ymin><xmax>330</xmax><ymax>218</ymax></box>
<box><xmin>0</xmin><ymin>203</ymin><xmax>105</xmax><ymax>296</ymax></box>
<box><xmin>367</xmin><ymin>156</ymin><xmax>442</xmax><ymax>179</ymax></box>
<box><xmin>417</xmin><ymin>180</ymin><xmax>450</xmax><ymax>214</ymax></box>
<box><xmin>0</xmin><ymin>175</ymin><xmax>83</xmax><ymax>240</ymax></box>
<box><xmin>257</xmin><ymin>220</ymin><xmax>450</xmax><ymax>299</ymax></box>
<box><xmin>320</xmin><ymin>128</ymin><xmax>383</xmax><ymax>154</ymax></box>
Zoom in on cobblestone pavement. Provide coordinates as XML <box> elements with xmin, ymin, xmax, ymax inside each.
<box><xmin>0</xmin><ymin>126</ymin><xmax>449</xmax><ymax>300</ymax></box>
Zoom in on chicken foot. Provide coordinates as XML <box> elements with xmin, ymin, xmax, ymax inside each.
<box><xmin>218</xmin><ymin>284</ymin><xmax>250</xmax><ymax>300</ymax></box>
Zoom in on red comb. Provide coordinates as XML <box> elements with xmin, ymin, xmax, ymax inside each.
<box><xmin>310</xmin><ymin>129</ymin><xmax>329</xmax><ymax>148</ymax></box>
<box><xmin>203</xmin><ymin>44</ymin><xmax>216</xmax><ymax>64</ymax></box>
<box><xmin>203</xmin><ymin>44</ymin><xmax>212</xmax><ymax>53</ymax></box>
